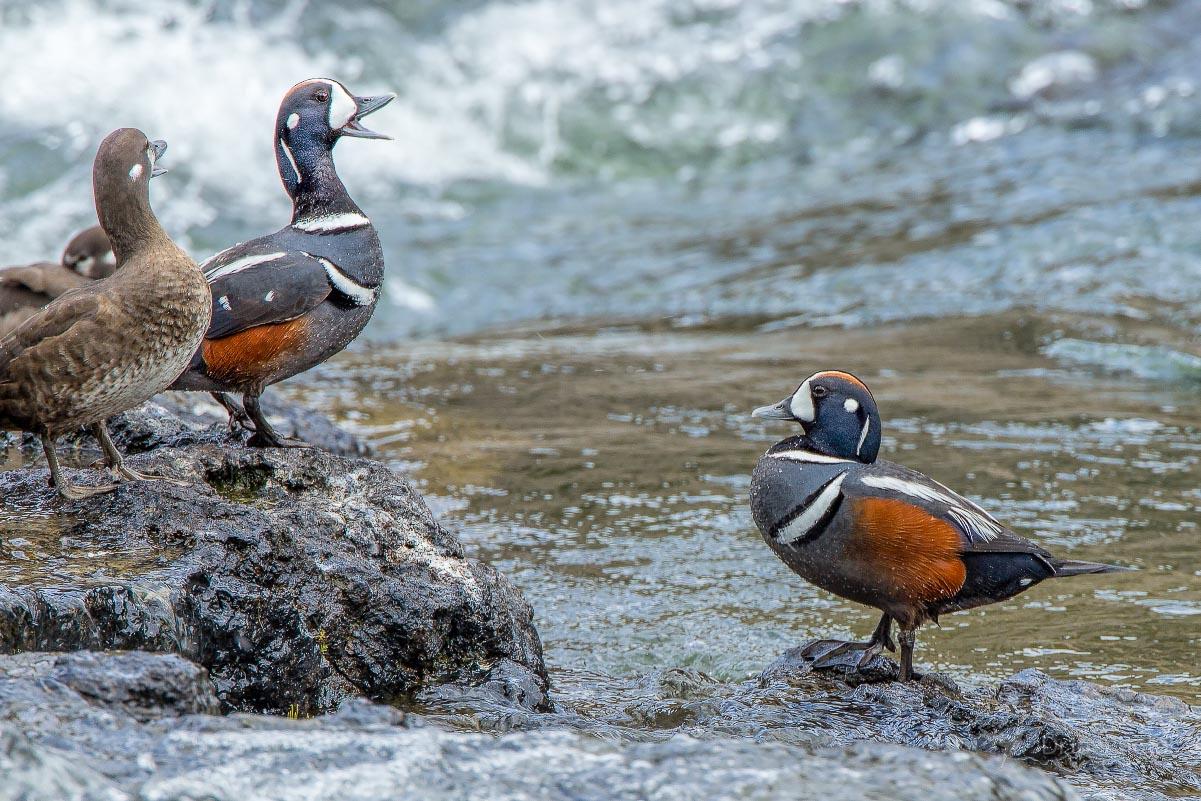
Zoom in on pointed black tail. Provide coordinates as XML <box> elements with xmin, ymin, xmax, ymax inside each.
<box><xmin>1051</xmin><ymin>559</ymin><xmax>1134</xmax><ymax>577</ymax></box>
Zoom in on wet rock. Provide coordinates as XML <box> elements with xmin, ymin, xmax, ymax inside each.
<box><xmin>0</xmin><ymin>724</ymin><xmax>129</xmax><ymax>801</ymax></box>
<box><xmin>0</xmin><ymin>649</ymin><xmax>1075</xmax><ymax>801</ymax></box>
<box><xmin>0</xmin><ymin>443</ymin><xmax>546</xmax><ymax>714</ymax></box>
<box><xmin>0</xmin><ymin>390</ymin><xmax>369</xmax><ymax>462</ymax></box>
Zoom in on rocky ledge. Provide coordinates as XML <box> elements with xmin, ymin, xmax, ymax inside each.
<box><xmin>0</xmin><ymin>397</ymin><xmax>546</xmax><ymax>714</ymax></box>
<box><xmin>1</xmin><ymin>650</ymin><xmax>1078</xmax><ymax>801</ymax></box>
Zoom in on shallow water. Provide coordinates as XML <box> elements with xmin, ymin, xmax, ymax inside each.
<box><xmin>285</xmin><ymin>312</ymin><xmax>1200</xmax><ymax>706</ymax></box>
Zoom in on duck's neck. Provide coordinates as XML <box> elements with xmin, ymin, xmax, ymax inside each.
<box><xmin>276</xmin><ymin>134</ymin><xmax>363</xmax><ymax>223</ymax></box>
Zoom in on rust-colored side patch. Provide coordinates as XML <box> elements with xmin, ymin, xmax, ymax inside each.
<box><xmin>201</xmin><ymin>315</ymin><xmax>310</xmax><ymax>386</ymax></box>
<box><xmin>848</xmin><ymin>496</ymin><xmax>967</xmax><ymax>606</ymax></box>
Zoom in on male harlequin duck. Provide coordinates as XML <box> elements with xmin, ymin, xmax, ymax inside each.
<box><xmin>0</xmin><ymin>129</ymin><xmax>211</xmax><ymax>499</ymax></box>
<box><xmin>749</xmin><ymin>370</ymin><xmax>1130</xmax><ymax>682</ymax></box>
<box><xmin>0</xmin><ymin>226</ymin><xmax>114</xmax><ymax>338</ymax></box>
<box><xmin>169</xmin><ymin>78</ymin><xmax>394</xmax><ymax>447</ymax></box>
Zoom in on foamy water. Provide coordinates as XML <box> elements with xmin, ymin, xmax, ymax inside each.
<box><xmin>3</xmin><ymin>0</ymin><xmax>1201</xmax><ymax>360</ymax></box>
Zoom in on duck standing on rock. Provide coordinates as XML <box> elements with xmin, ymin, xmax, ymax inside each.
<box><xmin>0</xmin><ymin>129</ymin><xmax>212</xmax><ymax>499</ymax></box>
<box><xmin>749</xmin><ymin>370</ymin><xmax>1131</xmax><ymax>681</ymax></box>
<box><xmin>0</xmin><ymin>225</ymin><xmax>114</xmax><ymax>338</ymax></box>
<box><xmin>170</xmin><ymin>78</ymin><xmax>394</xmax><ymax>447</ymax></box>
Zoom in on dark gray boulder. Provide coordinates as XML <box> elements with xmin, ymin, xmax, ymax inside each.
<box><xmin>0</xmin><ymin>435</ymin><xmax>546</xmax><ymax>714</ymax></box>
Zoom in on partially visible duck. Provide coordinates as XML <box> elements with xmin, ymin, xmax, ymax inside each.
<box><xmin>0</xmin><ymin>129</ymin><xmax>211</xmax><ymax>499</ymax></box>
<box><xmin>0</xmin><ymin>226</ymin><xmax>114</xmax><ymax>338</ymax></box>
<box><xmin>169</xmin><ymin>78</ymin><xmax>394</xmax><ymax>447</ymax></box>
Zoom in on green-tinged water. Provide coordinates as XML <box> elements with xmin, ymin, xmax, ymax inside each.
<box><xmin>285</xmin><ymin>312</ymin><xmax>1199</xmax><ymax>704</ymax></box>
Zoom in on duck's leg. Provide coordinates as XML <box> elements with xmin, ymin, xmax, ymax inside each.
<box><xmin>43</xmin><ymin>435</ymin><xmax>117</xmax><ymax>499</ymax></box>
<box><xmin>243</xmin><ymin>391</ymin><xmax>308</xmax><ymax>448</ymax></box>
<box><xmin>803</xmin><ymin>613</ymin><xmax>895</xmax><ymax>669</ymax></box>
<box><xmin>210</xmin><ymin>391</ymin><xmax>253</xmax><ymax>433</ymax></box>
<box><xmin>898</xmin><ymin>626</ymin><xmax>917</xmax><ymax>682</ymax></box>
<box><xmin>91</xmin><ymin>421</ymin><xmax>190</xmax><ymax>486</ymax></box>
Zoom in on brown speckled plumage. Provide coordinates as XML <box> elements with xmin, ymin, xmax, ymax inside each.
<box><xmin>0</xmin><ymin>128</ymin><xmax>211</xmax><ymax>499</ymax></box>
<box><xmin>0</xmin><ymin>225</ymin><xmax>113</xmax><ymax>339</ymax></box>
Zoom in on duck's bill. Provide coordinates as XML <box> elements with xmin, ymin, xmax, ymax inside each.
<box><xmin>150</xmin><ymin>139</ymin><xmax>168</xmax><ymax>177</ymax></box>
<box><xmin>341</xmin><ymin>93</ymin><xmax>396</xmax><ymax>139</ymax></box>
<box><xmin>752</xmin><ymin>398</ymin><xmax>794</xmax><ymax>420</ymax></box>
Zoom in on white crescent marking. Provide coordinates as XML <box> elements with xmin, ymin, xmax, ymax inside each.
<box><xmin>328</xmin><ymin>80</ymin><xmax>357</xmax><ymax>129</ymax></box>
<box><xmin>308</xmin><ymin>254</ymin><xmax>376</xmax><ymax>306</ymax></box>
<box><xmin>789</xmin><ymin>379</ymin><xmax>815</xmax><ymax>422</ymax></box>
<box><xmin>856</xmin><ymin>417</ymin><xmax>871</xmax><ymax>456</ymax></box>
<box><xmin>777</xmin><ymin>473</ymin><xmax>847</xmax><ymax>546</ymax></box>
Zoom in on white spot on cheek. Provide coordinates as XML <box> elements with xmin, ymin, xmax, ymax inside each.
<box><xmin>328</xmin><ymin>81</ymin><xmax>357</xmax><ymax>129</ymax></box>
<box><xmin>128</xmin><ymin>164</ymin><xmax>143</xmax><ymax>180</ymax></box>
<box><xmin>287</xmin><ymin>113</ymin><xmax>299</xmax><ymax>130</ymax></box>
<box><xmin>844</xmin><ymin>398</ymin><xmax>859</xmax><ymax>413</ymax></box>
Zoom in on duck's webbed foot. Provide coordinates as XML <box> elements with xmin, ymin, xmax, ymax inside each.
<box><xmin>801</xmin><ymin>613</ymin><xmax>896</xmax><ymax>670</ymax></box>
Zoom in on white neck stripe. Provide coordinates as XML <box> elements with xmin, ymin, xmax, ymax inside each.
<box><xmin>280</xmin><ymin>139</ymin><xmax>301</xmax><ymax>185</ymax></box>
<box><xmin>293</xmin><ymin>212</ymin><xmax>371</xmax><ymax>233</ymax></box>
<box><xmin>856</xmin><ymin>417</ymin><xmax>871</xmax><ymax>456</ymax></box>
<box><xmin>769</xmin><ymin>450</ymin><xmax>854</xmax><ymax>464</ymax></box>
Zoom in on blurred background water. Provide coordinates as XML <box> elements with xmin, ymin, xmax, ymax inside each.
<box><xmin>1</xmin><ymin>0</ymin><xmax>1198</xmax><ymax>777</ymax></box>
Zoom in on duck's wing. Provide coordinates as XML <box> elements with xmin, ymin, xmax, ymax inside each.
<box><xmin>0</xmin><ymin>263</ymin><xmax>89</xmax><ymax>298</ymax></box>
<box><xmin>0</xmin><ymin>287</ymin><xmax>106</xmax><ymax>384</ymax></box>
<box><xmin>202</xmin><ymin>246</ymin><xmax>334</xmax><ymax>340</ymax></box>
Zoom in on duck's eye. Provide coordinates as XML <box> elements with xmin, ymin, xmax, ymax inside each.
<box><xmin>811</xmin><ymin>385</ymin><xmax>829</xmax><ymax>398</ymax></box>
<box><xmin>314</xmin><ymin>90</ymin><xmax>328</xmax><ymax>102</ymax></box>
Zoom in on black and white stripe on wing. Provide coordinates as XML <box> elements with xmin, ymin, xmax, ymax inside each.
<box><xmin>772</xmin><ymin>470</ymin><xmax>848</xmax><ymax>546</ymax></box>
<box><xmin>857</xmin><ymin>472</ymin><xmax>1004</xmax><ymax>543</ymax></box>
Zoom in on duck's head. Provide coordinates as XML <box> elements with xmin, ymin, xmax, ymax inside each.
<box><xmin>753</xmin><ymin>370</ymin><xmax>881</xmax><ymax>462</ymax></box>
<box><xmin>92</xmin><ymin>128</ymin><xmax>168</xmax><ymax>252</ymax></box>
<box><xmin>61</xmin><ymin>225</ymin><xmax>115</xmax><ymax>279</ymax></box>
<box><xmin>274</xmin><ymin>78</ymin><xmax>394</xmax><ymax>188</ymax></box>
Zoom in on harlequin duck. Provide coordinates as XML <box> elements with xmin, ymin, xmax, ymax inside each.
<box><xmin>0</xmin><ymin>129</ymin><xmax>211</xmax><ymax>499</ymax></box>
<box><xmin>749</xmin><ymin>370</ymin><xmax>1131</xmax><ymax>681</ymax></box>
<box><xmin>169</xmin><ymin>78</ymin><xmax>394</xmax><ymax>447</ymax></box>
<box><xmin>0</xmin><ymin>226</ymin><xmax>114</xmax><ymax>338</ymax></box>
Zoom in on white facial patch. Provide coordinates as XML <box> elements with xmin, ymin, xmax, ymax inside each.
<box><xmin>328</xmin><ymin>81</ymin><xmax>357</xmax><ymax>129</ymax></box>
<box><xmin>789</xmin><ymin>379</ymin><xmax>815</xmax><ymax>422</ymax></box>
<box><xmin>776</xmin><ymin>473</ymin><xmax>847</xmax><ymax>546</ymax></box>
<box><xmin>844</xmin><ymin>398</ymin><xmax>859</xmax><ymax>413</ymax></box>
<box><xmin>128</xmin><ymin>163</ymin><xmax>143</xmax><ymax>180</ymax></box>
<box><xmin>287</xmin><ymin>112</ymin><xmax>300</xmax><ymax>130</ymax></box>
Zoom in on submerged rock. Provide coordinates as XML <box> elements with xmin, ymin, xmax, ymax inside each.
<box><xmin>0</xmin><ymin>416</ymin><xmax>546</xmax><ymax>714</ymax></box>
<box><xmin>0</xmin><ymin>650</ymin><xmax>1074</xmax><ymax>801</ymax></box>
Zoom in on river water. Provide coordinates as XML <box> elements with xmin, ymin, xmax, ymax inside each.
<box><xmin>1</xmin><ymin>0</ymin><xmax>1199</xmax><ymax>795</ymax></box>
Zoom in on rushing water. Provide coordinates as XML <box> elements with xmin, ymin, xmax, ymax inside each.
<box><xmin>2</xmin><ymin>0</ymin><xmax>1201</xmax><ymax>797</ymax></box>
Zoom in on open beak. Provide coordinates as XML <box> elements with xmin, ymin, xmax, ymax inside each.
<box><xmin>150</xmin><ymin>139</ymin><xmax>168</xmax><ymax>177</ymax></box>
<box><xmin>752</xmin><ymin>398</ymin><xmax>796</xmax><ymax>421</ymax></box>
<box><xmin>340</xmin><ymin>93</ymin><xmax>396</xmax><ymax>139</ymax></box>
